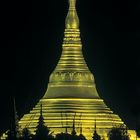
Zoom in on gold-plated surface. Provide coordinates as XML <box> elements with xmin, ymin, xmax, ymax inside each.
<box><xmin>43</xmin><ymin>0</ymin><xmax>99</xmax><ymax>99</ymax></box>
<box><xmin>66</xmin><ymin>0</ymin><xmax>79</xmax><ymax>29</ymax></box>
<box><xmin>1</xmin><ymin>0</ymin><xmax>138</xmax><ymax>140</ymax></box>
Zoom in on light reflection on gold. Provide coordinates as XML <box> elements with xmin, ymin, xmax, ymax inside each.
<box><xmin>1</xmin><ymin>0</ymin><xmax>138</xmax><ymax>140</ymax></box>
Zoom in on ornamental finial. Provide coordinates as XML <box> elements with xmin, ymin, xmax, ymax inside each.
<box><xmin>69</xmin><ymin>0</ymin><xmax>76</xmax><ymax>9</ymax></box>
<box><xmin>65</xmin><ymin>0</ymin><xmax>79</xmax><ymax>29</ymax></box>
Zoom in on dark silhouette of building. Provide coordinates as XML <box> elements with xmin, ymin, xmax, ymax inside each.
<box><xmin>92</xmin><ymin>120</ymin><xmax>101</xmax><ymax>140</ymax></box>
<box><xmin>33</xmin><ymin>104</ymin><xmax>54</xmax><ymax>140</ymax></box>
<box><xmin>6</xmin><ymin>98</ymin><xmax>20</xmax><ymax>140</ymax></box>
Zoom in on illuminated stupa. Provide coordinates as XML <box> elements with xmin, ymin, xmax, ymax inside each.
<box><xmin>2</xmin><ymin>0</ymin><xmax>138</xmax><ymax>139</ymax></box>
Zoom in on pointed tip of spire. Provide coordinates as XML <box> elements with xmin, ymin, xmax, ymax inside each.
<box><xmin>95</xmin><ymin>119</ymin><xmax>96</xmax><ymax>130</ymax></box>
<box><xmin>40</xmin><ymin>104</ymin><xmax>43</xmax><ymax>115</ymax></box>
<box><xmin>38</xmin><ymin>103</ymin><xmax>45</xmax><ymax>125</ymax></box>
<box><xmin>65</xmin><ymin>0</ymin><xmax>79</xmax><ymax>29</ymax></box>
<box><xmin>71</xmin><ymin>113</ymin><xmax>77</xmax><ymax>135</ymax></box>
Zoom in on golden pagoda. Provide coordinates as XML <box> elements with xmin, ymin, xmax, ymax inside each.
<box><xmin>1</xmin><ymin>0</ymin><xmax>138</xmax><ymax>140</ymax></box>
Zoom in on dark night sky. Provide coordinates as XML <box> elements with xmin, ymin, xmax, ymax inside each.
<box><xmin>0</xmin><ymin>0</ymin><xmax>140</xmax><ymax>134</ymax></box>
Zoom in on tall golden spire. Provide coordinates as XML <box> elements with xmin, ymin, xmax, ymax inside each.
<box><xmin>55</xmin><ymin>0</ymin><xmax>87</xmax><ymax>72</ymax></box>
<box><xmin>43</xmin><ymin>0</ymin><xmax>100</xmax><ymax>99</ymax></box>
<box><xmin>1</xmin><ymin>0</ymin><xmax>137</xmax><ymax>140</ymax></box>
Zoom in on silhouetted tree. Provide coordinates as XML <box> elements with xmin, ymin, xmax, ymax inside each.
<box><xmin>56</xmin><ymin>132</ymin><xmax>82</xmax><ymax>140</ymax></box>
<box><xmin>6</xmin><ymin>129</ymin><xmax>16</xmax><ymax>140</ymax></box>
<box><xmin>108</xmin><ymin>125</ymin><xmax>130</xmax><ymax>140</ymax></box>
<box><xmin>55</xmin><ymin>132</ymin><xmax>71</xmax><ymax>140</ymax></box>
<box><xmin>78</xmin><ymin>134</ymin><xmax>87</xmax><ymax>140</ymax></box>
<box><xmin>21</xmin><ymin>128</ymin><xmax>31</xmax><ymax>140</ymax></box>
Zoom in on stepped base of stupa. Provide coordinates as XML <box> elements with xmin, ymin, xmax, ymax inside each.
<box><xmin>15</xmin><ymin>98</ymin><xmax>137</xmax><ymax>140</ymax></box>
<box><xmin>0</xmin><ymin>99</ymin><xmax>138</xmax><ymax>140</ymax></box>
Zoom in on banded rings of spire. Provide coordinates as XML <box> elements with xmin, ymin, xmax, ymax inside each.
<box><xmin>49</xmin><ymin>0</ymin><xmax>95</xmax><ymax>85</ymax></box>
<box><xmin>44</xmin><ymin>0</ymin><xmax>99</xmax><ymax>99</ymax></box>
